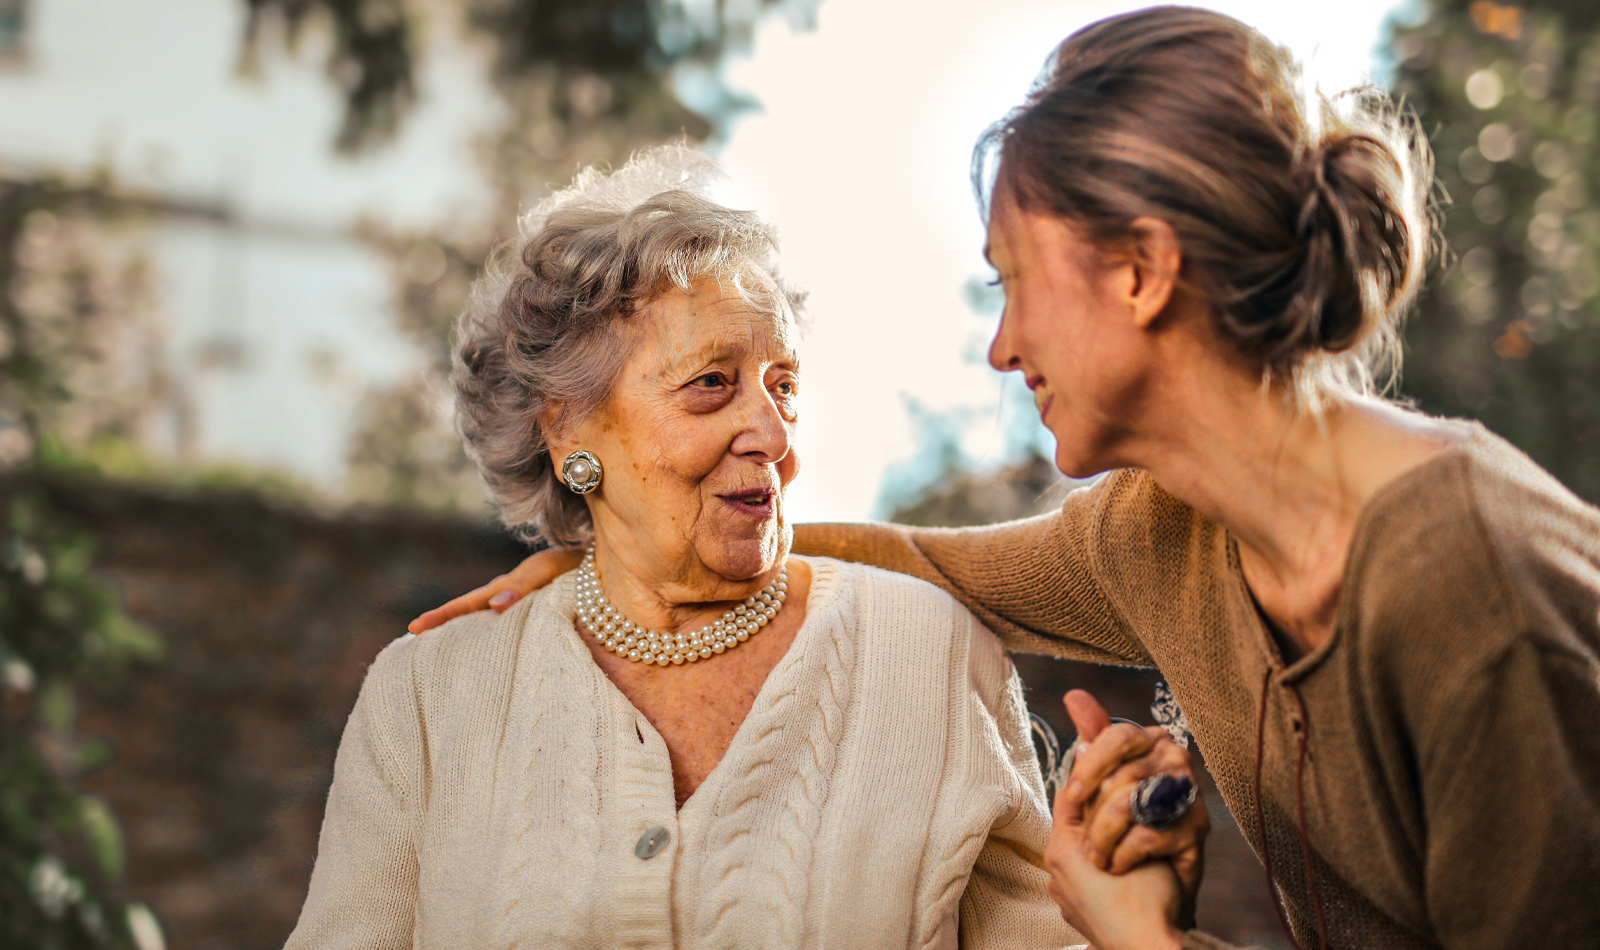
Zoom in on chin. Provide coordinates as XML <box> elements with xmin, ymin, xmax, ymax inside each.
<box><xmin>705</xmin><ymin>526</ymin><xmax>790</xmax><ymax>581</ymax></box>
<box><xmin>1051</xmin><ymin>439</ymin><xmax>1106</xmax><ymax>481</ymax></box>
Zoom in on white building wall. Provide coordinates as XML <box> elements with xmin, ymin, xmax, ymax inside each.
<box><xmin>0</xmin><ymin>0</ymin><xmax>499</xmax><ymax>491</ymax></box>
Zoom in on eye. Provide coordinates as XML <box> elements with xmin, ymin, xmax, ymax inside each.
<box><xmin>695</xmin><ymin>372</ymin><xmax>730</xmax><ymax>388</ymax></box>
<box><xmin>774</xmin><ymin>379</ymin><xmax>797</xmax><ymax>397</ymax></box>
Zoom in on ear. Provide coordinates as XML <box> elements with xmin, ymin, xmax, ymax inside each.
<box><xmin>1124</xmin><ymin>217</ymin><xmax>1182</xmax><ymax>331</ymax></box>
<box><xmin>539</xmin><ymin>400</ymin><xmax>576</xmax><ymax>457</ymax></box>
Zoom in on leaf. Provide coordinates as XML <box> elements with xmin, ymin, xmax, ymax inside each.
<box><xmin>78</xmin><ymin>795</ymin><xmax>125</xmax><ymax>881</ymax></box>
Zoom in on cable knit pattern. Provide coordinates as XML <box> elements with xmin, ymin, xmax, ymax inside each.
<box><xmin>287</xmin><ymin>557</ymin><xmax>1085</xmax><ymax>950</ymax></box>
<box><xmin>692</xmin><ymin>563</ymin><xmax>855</xmax><ymax>949</ymax></box>
<box><xmin>488</xmin><ymin>625</ymin><xmax>600</xmax><ymax>948</ymax></box>
<box><xmin>914</xmin><ymin>654</ymin><xmax>1004</xmax><ymax>948</ymax></box>
<box><xmin>919</xmin><ymin>610</ymin><xmax>1047</xmax><ymax>950</ymax></box>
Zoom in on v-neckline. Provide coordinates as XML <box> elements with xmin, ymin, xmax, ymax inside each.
<box><xmin>558</xmin><ymin>557</ymin><xmax>834</xmax><ymax>814</ymax></box>
<box><xmin>1225</xmin><ymin>422</ymin><xmax>1485</xmax><ymax>681</ymax></box>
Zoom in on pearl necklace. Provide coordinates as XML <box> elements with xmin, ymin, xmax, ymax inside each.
<box><xmin>574</xmin><ymin>548</ymin><xmax>788</xmax><ymax>666</ymax></box>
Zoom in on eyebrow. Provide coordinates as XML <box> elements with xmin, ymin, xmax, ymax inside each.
<box><xmin>662</xmin><ymin>337</ymin><xmax>800</xmax><ymax>378</ymax></box>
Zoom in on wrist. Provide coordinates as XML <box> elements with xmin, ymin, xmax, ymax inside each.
<box><xmin>1099</xmin><ymin>922</ymin><xmax>1185</xmax><ymax>950</ymax></box>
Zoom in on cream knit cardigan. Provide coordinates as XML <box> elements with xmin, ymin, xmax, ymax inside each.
<box><xmin>286</xmin><ymin>557</ymin><xmax>1086</xmax><ymax>949</ymax></box>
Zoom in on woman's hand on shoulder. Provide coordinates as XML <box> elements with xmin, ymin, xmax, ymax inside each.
<box><xmin>407</xmin><ymin>546</ymin><xmax>583</xmax><ymax>633</ymax></box>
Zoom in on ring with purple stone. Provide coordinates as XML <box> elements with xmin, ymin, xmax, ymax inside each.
<box><xmin>1130</xmin><ymin>772</ymin><xmax>1198</xmax><ymax>830</ymax></box>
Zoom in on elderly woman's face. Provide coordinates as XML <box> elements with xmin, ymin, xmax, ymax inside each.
<box><xmin>566</xmin><ymin>277</ymin><xmax>800</xmax><ymax>589</ymax></box>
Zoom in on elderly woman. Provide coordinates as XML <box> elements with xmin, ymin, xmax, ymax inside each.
<box><xmin>286</xmin><ymin>147</ymin><xmax>1096</xmax><ymax>948</ymax></box>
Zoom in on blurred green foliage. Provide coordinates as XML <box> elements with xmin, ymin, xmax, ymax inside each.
<box><xmin>1393</xmin><ymin>0</ymin><xmax>1600</xmax><ymax>502</ymax></box>
<box><xmin>1</xmin><ymin>179</ymin><xmax>163</xmax><ymax>947</ymax></box>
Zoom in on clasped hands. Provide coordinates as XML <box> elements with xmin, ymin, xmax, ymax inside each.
<box><xmin>406</xmin><ymin>549</ymin><xmax>1211</xmax><ymax>949</ymax></box>
<box><xmin>1048</xmin><ymin>689</ymin><xmax>1210</xmax><ymax>950</ymax></box>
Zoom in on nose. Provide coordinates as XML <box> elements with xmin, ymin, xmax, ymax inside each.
<box><xmin>729</xmin><ymin>385</ymin><xmax>793</xmax><ymax>463</ymax></box>
<box><xmin>988</xmin><ymin>306</ymin><xmax>1021</xmax><ymax>373</ymax></box>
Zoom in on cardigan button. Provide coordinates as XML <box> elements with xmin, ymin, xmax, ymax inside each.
<box><xmin>635</xmin><ymin>825</ymin><xmax>671</xmax><ymax>860</ymax></box>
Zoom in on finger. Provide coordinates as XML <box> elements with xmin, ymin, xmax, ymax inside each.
<box><xmin>508</xmin><ymin>546</ymin><xmax>584</xmax><ymax>591</ymax></box>
<box><xmin>1081</xmin><ymin>734</ymin><xmax>1192</xmax><ymax>820</ymax></box>
<box><xmin>1104</xmin><ymin>814</ymin><xmax>1207</xmax><ymax>874</ymax></box>
<box><xmin>1171</xmin><ymin>838</ymin><xmax>1206</xmax><ymax>916</ymax></box>
<box><xmin>1064</xmin><ymin>689</ymin><xmax>1113</xmax><ymax>744</ymax></box>
<box><xmin>1044</xmin><ymin>798</ymin><xmax>1089</xmax><ymax>912</ymax></box>
<box><xmin>1063</xmin><ymin>720</ymin><xmax>1156</xmax><ymax>805</ymax></box>
<box><xmin>1083</xmin><ymin>778</ymin><xmax>1139</xmax><ymax>865</ymax></box>
<box><xmin>406</xmin><ymin>547</ymin><xmax>583</xmax><ymax>633</ymax></box>
<box><xmin>1053</xmin><ymin>774</ymin><xmax>1087</xmax><ymax>831</ymax></box>
<box><xmin>408</xmin><ymin>578</ymin><xmax>508</xmax><ymax>634</ymax></box>
<box><xmin>489</xmin><ymin>546</ymin><xmax>585</xmax><ymax>613</ymax></box>
<box><xmin>1081</xmin><ymin>744</ymin><xmax>1200</xmax><ymax>863</ymax></box>
<box><xmin>482</xmin><ymin>549</ymin><xmax>577</xmax><ymax>614</ymax></box>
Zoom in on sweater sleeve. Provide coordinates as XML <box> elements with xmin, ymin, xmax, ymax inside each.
<box><xmin>1421</xmin><ymin>634</ymin><xmax>1600</xmax><ymax>949</ymax></box>
<box><xmin>285</xmin><ymin>638</ymin><xmax>422</xmax><ymax>949</ymax></box>
<box><xmin>957</xmin><ymin>616</ymin><xmax>1089</xmax><ymax>950</ymax></box>
<box><xmin>793</xmin><ymin>476</ymin><xmax>1151</xmax><ymax>666</ymax></box>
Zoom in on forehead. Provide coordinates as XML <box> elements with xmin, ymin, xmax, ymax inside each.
<box><xmin>986</xmin><ymin>197</ymin><xmax>1096</xmax><ymax>269</ymax></box>
<box><xmin>984</xmin><ymin>191</ymin><xmax>1025</xmax><ymax>262</ymax></box>
<box><xmin>629</xmin><ymin>277</ymin><xmax>797</xmax><ymax>371</ymax></box>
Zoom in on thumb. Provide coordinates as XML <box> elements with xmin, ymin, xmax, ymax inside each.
<box><xmin>1064</xmin><ymin>689</ymin><xmax>1113</xmax><ymax>745</ymax></box>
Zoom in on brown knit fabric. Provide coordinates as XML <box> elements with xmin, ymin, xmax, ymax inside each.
<box><xmin>794</xmin><ymin>424</ymin><xmax>1600</xmax><ymax>949</ymax></box>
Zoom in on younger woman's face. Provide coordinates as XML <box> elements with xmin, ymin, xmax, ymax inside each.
<box><xmin>985</xmin><ymin>190</ymin><xmax>1153</xmax><ymax>478</ymax></box>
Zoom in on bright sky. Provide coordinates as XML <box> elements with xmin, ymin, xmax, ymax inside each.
<box><xmin>716</xmin><ymin>0</ymin><xmax>1411</xmax><ymax>522</ymax></box>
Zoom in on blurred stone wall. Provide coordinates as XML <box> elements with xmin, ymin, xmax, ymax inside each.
<box><xmin>26</xmin><ymin>474</ymin><xmax>529</xmax><ymax>949</ymax></box>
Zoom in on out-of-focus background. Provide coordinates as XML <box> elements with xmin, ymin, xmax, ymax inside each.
<box><xmin>1</xmin><ymin>0</ymin><xmax>1596</xmax><ymax>946</ymax></box>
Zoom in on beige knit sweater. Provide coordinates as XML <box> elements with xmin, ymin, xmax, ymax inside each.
<box><xmin>286</xmin><ymin>558</ymin><xmax>1087</xmax><ymax>949</ymax></box>
<box><xmin>796</xmin><ymin>424</ymin><xmax>1600</xmax><ymax>950</ymax></box>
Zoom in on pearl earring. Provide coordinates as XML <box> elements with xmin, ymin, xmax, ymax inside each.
<box><xmin>562</xmin><ymin>450</ymin><xmax>603</xmax><ymax>494</ymax></box>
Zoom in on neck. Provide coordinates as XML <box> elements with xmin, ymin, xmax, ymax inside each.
<box><xmin>1119</xmin><ymin>366</ymin><xmax>1459</xmax><ymax>657</ymax></box>
<box><xmin>587</xmin><ymin>539</ymin><xmax>787</xmax><ymax>636</ymax></box>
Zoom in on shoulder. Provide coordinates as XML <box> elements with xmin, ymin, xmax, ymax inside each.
<box><xmin>1092</xmin><ymin>468</ymin><xmax>1211</xmax><ymax>536</ymax></box>
<box><xmin>1087</xmin><ymin>469</ymin><xmax>1223</xmax><ymax>579</ymax></box>
<box><xmin>1450</xmin><ymin>428</ymin><xmax>1600</xmax><ymax>563</ymax></box>
<box><xmin>368</xmin><ymin>574</ymin><xmax>580</xmax><ymax>717</ymax></box>
<box><xmin>811</xmin><ymin>555</ymin><xmax>985</xmax><ymax>634</ymax></box>
<box><xmin>1348</xmin><ymin>425</ymin><xmax>1600</xmax><ymax>665</ymax></box>
<box><xmin>807</xmin><ymin>556</ymin><xmax>1014</xmax><ymax>689</ymax></box>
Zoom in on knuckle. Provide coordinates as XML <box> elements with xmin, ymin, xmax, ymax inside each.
<box><xmin>1109</xmin><ymin>723</ymin><xmax>1143</xmax><ymax>747</ymax></box>
<box><xmin>1128</xmin><ymin>836</ymin><xmax>1159</xmax><ymax>860</ymax></box>
<box><xmin>1104</xmin><ymin>789</ymin><xmax>1134</xmax><ymax>817</ymax></box>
